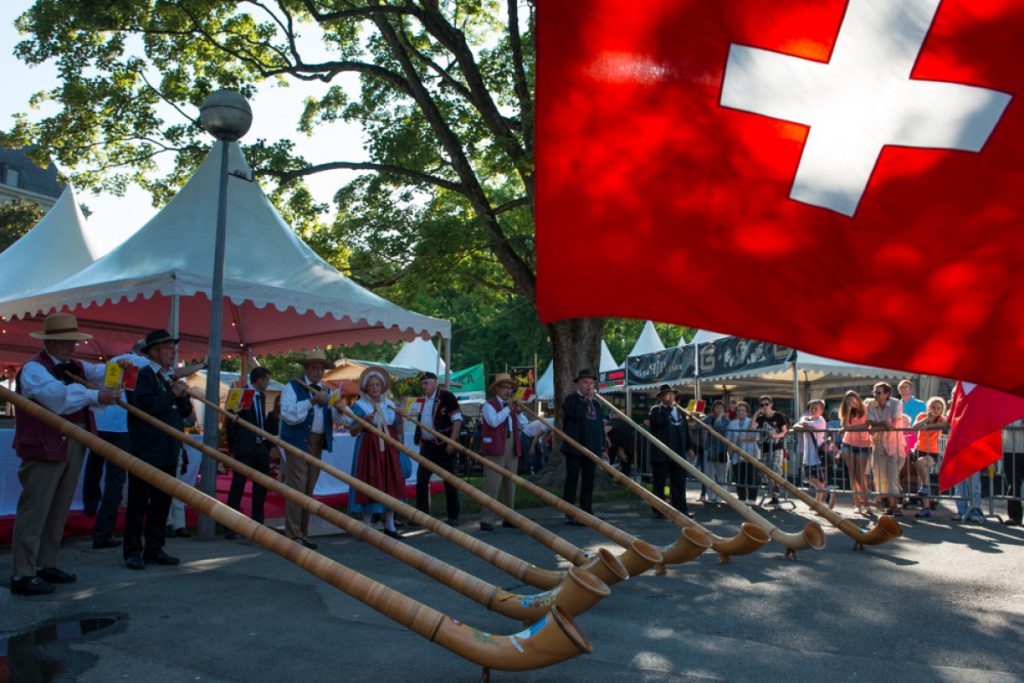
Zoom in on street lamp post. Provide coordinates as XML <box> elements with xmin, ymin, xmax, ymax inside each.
<box><xmin>197</xmin><ymin>90</ymin><xmax>252</xmax><ymax>539</ymax></box>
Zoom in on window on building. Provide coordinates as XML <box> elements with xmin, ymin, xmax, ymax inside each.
<box><xmin>3</xmin><ymin>167</ymin><xmax>21</xmax><ymax>188</ymax></box>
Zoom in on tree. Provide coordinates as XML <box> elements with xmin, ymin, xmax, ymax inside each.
<box><xmin>0</xmin><ymin>198</ymin><xmax>45</xmax><ymax>253</ymax></box>
<box><xmin>2</xmin><ymin>0</ymin><xmax>611</xmax><ymax>473</ymax></box>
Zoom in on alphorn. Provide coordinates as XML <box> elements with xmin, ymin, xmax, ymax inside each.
<box><xmin>518</xmin><ymin>403</ymin><xmax>771</xmax><ymax>564</ymax></box>
<box><xmin>330</xmin><ymin>396</ymin><xmax>665</xmax><ymax>583</ymax></box>
<box><xmin>681</xmin><ymin>408</ymin><xmax>903</xmax><ymax>551</ymax></box>
<box><xmin>403</xmin><ymin>411</ymin><xmax>712</xmax><ymax>572</ymax></box>
<box><xmin>0</xmin><ymin>385</ymin><xmax>591</xmax><ymax>672</ymax></box>
<box><xmin>187</xmin><ymin>388</ymin><xmax>627</xmax><ymax>591</ymax></box>
<box><xmin>101</xmin><ymin>387</ymin><xmax>611</xmax><ymax>622</ymax></box>
<box><xmin>595</xmin><ymin>394</ymin><xmax>826</xmax><ymax>558</ymax></box>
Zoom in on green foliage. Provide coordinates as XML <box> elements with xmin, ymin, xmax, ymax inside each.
<box><xmin>0</xmin><ymin>198</ymin><xmax>45</xmax><ymax>253</ymax></box>
<box><xmin>603</xmin><ymin>320</ymin><xmax>696</xmax><ymax>364</ymax></box>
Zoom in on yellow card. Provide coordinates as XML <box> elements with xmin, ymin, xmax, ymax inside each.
<box><xmin>225</xmin><ymin>388</ymin><xmax>243</xmax><ymax>411</ymax></box>
<box><xmin>103</xmin><ymin>362</ymin><xmax>123</xmax><ymax>389</ymax></box>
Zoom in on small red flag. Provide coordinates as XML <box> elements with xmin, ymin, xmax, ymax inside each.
<box><xmin>938</xmin><ymin>382</ymin><xmax>1024</xmax><ymax>489</ymax></box>
<box><xmin>536</xmin><ymin>0</ymin><xmax>1024</xmax><ymax>395</ymax></box>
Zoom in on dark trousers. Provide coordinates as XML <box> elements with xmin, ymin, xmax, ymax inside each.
<box><xmin>735</xmin><ymin>460</ymin><xmax>759</xmax><ymax>501</ymax></box>
<box><xmin>227</xmin><ymin>445</ymin><xmax>271</xmax><ymax>524</ymax></box>
<box><xmin>81</xmin><ymin>448</ymin><xmax>105</xmax><ymax>515</ymax></box>
<box><xmin>1005</xmin><ymin>452</ymin><xmax>1024</xmax><ymax>523</ymax></box>
<box><xmin>90</xmin><ymin>431</ymin><xmax>129</xmax><ymax>541</ymax></box>
<box><xmin>563</xmin><ymin>452</ymin><xmax>596</xmax><ymax>513</ymax></box>
<box><xmin>651</xmin><ymin>461</ymin><xmax>688</xmax><ymax>512</ymax></box>
<box><xmin>123</xmin><ymin>463</ymin><xmax>177</xmax><ymax>560</ymax></box>
<box><xmin>415</xmin><ymin>441</ymin><xmax>460</xmax><ymax>521</ymax></box>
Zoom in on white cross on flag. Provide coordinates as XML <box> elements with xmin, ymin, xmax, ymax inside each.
<box><xmin>537</xmin><ymin>0</ymin><xmax>1024</xmax><ymax>395</ymax></box>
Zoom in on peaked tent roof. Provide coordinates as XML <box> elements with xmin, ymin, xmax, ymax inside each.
<box><xmin>0</xmin><ymin>144</ymin><xmax>449</xmax><ymax>358</ymax></box>
<box><xmin>0</xmin><ymin>185</ymin><xmax>137</xmax><ymax>361</ymax></box>
<box><xmin>691</xmin><ymin>329</ymin><xmax>729</xmax><ymax>346</ymax></box>
<box><xmin>599</xmin><ymin>340</ymin><xmax>620</xmax><ymax>373</ymax></box>
<box><xmin>536</xmin><ymin>361</ymin><xmax>554</xmax><ymax>400</ymax></box>
<box><xmin>626</xmin><ymin>320</ymin><xmax>665</xmax><ymax>359</ymax></box>
<box><xmin>390</xmin><ymin>337</ymin><xmax>447</xmax><ymax>374</ymax></box>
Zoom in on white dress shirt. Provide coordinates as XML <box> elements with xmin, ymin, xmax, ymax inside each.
<box><xmin>20</xmin><ymin>352</ymin><xmax>106</xmax><ymax>416</ymax></box>
<box><xmin>419</xmin><ymin>390</ymin><xmax>463</xmax><ymax>441</ymax></box>
<box><xmin>280</xmin><ymin>375</ymin><xmax>328</xmax><ymax>434</ymax></box>
<box><xmin>482</xmin><ymin>398</ymin><xmax>529</xmax><ymax>433</ymax></box>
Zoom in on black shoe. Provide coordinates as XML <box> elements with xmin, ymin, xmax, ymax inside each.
<box><xmin>37</xmin><ymin>567</ymin><xmax>77</xmax><ymax>584</ymax></box>
<box><xmin>445</xmin><ymin>518</ymin><xmax>460</xmax><ymax>527</ymax></box>
<box><xmin>564</xmin><ymin>517</ymin><xmax>585</xmax><ymax>527</ymax></box>
<box><xmin>125</xmin><ymin>556</ymin><xmax>145</xmax><ymax>571</ymax></box>
<box><xmin>501</xmin><ymin>520</ymin><xmax>515</xmax><ymax>528</ymax></box>
<box><xmin>144</xmin><ymin>551</ymin><xmax>180</xmax><ymax>566</ymax></box>
<box><xmin>93</xmin><ymin>537</ymin><xmax>122</xmax><ymax>550</ymax></box>
<box><xmin>770</xmin><ymin>496</ymin><xmax>780</xmax><ymax>506</ymax></box>
<box><xmin>651</xmin><ymin>510</ymin><xmax>665</xmax><ymax>519</ymax></box>
<box><xmin>10</xmin><ymin>576</ymin><xmax>56</xmax><ymax>596</ymax></box>
<box><xmin>224</xmin><ymin>530</ymin><xmax>238</xmax><ymax>540</ymax></box>
<box><xmin>382</xmin><ymin>529</ymin><xmax>402</xmax><ymax>539</ymax></box>
<box><xmin>479</xmin><ymin>522</ymin><xmax>494</xmax><ymax>531</ymax></box>
<box><xmin>174</xmin><ymin>527</ymin><xmax>192</xmax><ymax>538</ymax></box>
<box><xmin>1003</xmin><ymin>519</ymin><xmax>1022</xmax><ymax>526</ymax></box>
<box><xmin>300</xmin><ymin>539</ymin><xmax>318</xmax><ymax>550</ymax></box>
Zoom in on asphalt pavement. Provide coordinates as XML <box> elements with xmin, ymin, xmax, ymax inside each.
<box><xmin>2</xmin><ymin>495</ymin><xmax>1022</xmax><ymax>683</ymax></box>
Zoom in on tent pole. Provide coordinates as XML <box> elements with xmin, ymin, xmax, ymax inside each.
<box><xmin>792</xmin><ymin>359</ymin><xmax>799</xmax><ymax>421</ymax></box>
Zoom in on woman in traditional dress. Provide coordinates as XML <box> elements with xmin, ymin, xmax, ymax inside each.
<box><xmin>344</xmin><ymin>367</ymin><xmax>406</xmax><ymax>538</ymax></box>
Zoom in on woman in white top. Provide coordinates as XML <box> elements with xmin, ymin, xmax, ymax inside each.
<box><xmin>866</xmin><ymin>382</ymin><xmax>903</xmax><ymax>515</ymax></box>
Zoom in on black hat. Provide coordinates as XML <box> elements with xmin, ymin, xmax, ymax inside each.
<box><xmin>657</xmin><ymin>384</ymin><xmax>676</xmax><ymax>397</ymax></box>
<box><xmin>573</xmin><ymin>368</ymin><xmax>597</xmax><ymax>382</ymax></box>
<box><xmin>141</xmin><ymin>329</ymin><xmax>179</xmax><ymax>353</ymax></box>
<box><xmin>421</xmin><ymin>371</ymin><xmax>438</xmax><ymax>381</ymax></box>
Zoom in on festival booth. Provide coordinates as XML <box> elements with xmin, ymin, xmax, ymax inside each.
<box><xmin>0</xmin><ymin>144</ymin><xmax>450</xmax><ymax>536</ymax></box>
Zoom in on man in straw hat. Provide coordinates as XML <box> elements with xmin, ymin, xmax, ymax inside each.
<box><xmin>648</xmin><ymin>384</ymin><xmax>694</xmax><ymax>518</ymax></box>
<box><xmin>279</xmin><ymin>348</ymin><xmax>333</xmax><ymax>549</ymax></box>
<box><xmin>123</xmin><ymin>329</ymin><xmax>195</xmax><ymax>571</ymax></box>
<box><xmin>560</xmin><ymin>368</ymin><xmax>605</xmax><ymax>525</ymax></box>
<box><xmin>413</xmin><ymin>371</ymin><xmax>463</xmax><ymax>526</ymax></box>
<box><xmin>9</xmin><ymin>313</ymin><xmax>126</xmax><ymax>596</ymax></box>
<box><xmin>479</xmin><ymin>373</ymin><xmax>529</xmax><ymax>531</ymax></box>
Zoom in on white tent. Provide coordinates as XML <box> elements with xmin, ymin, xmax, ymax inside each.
<box><xmin>536</xmin><ymin>361</ymin><xmax>554</xmax><ymax>400</ymax></box>
<box><xmin>691</xmin><ymin>328</ymin><xmax>729</xmax><ymax>346</ymax></box>
<box><xmin>390</xmin><ymin>337</ymin><xmax>446</xmax><ymax>374</ymax></box>
<box><xmin>0</xmin><ymin>144</ymin><xmax>448</xmax><ymax>358</ymax></box>
<box><xmin>599</xmin><ymin>340</ymin><xmax>620</xmax><ymax>373</ymax></box>
<box><xmin>626</xmin><ymin>320</ymin><xmax>665</xmax><ymax>359</ymax></box>
<box><xmin>0</xmin><ymin>185</ymin><xmax>137</xmax><ymax>360</ymax></box>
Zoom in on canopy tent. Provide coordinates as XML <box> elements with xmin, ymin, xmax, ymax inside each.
<box><xmin>536</xmin><ymin>361</ymin><xmax>554</xmax><ymax>400</ymax></box>
<box><xmin>390</xmin><ymin>337</ymin><xmax>447</xmax><ymax>374</ymax></box>
<box><xmin>0</xmin><ymin>144</ymin><xmax>449</xmax><ymax>360</ymax></box>
<box><xmin>322</xmin><ymin>358</ymin><xmax>370</xmax><ymax>382</ymax></box>
<box><xmin>626</xmin><ymin>320</ymin><xmax>665</xmax><ymax>358</ymax></box>
<box><xmin>599</xmin><ymin>340</ymin><xmax>620</xmax><ymax>373</ymax></box>
<box><xmin>0</xmin><ymin>185</ymin><xmax>137</xmax><ymax>361</ymax></box>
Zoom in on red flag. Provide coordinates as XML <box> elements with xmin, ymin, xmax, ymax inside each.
<box><xmin>938</xmin><ymin>382</ymin><xmax>1024</xmax><ymax>489</ymax></box>
<box><xmin>536</xmin><ymin>0</ymin><xmax>1024</xmax><ymax>395</ymax></box>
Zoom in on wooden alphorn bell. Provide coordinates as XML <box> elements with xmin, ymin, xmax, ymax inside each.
<box><xmin>328</xmin><ymin>393</ymin><xmax>662</xmax><ymax>586</ymax></box>
<box><xmin>679</xmin><ymin>405</ymin><xmax>903</xmax><ymax>551</ymax></box>
<box><xmin>187</xmin><ymin>387</ymin><xmax>628</xmax><ymax>591</ymax></box>
<box><xmin>595</xmin><ymin>394</ymin><xmax>827</xmax><ymax>559</ymax></box>
<box><xmin>518</xmin><ymin>402</ymin><xmax>772</xmax><ymax>565</ymax></box>
<box><xmin>0</xmin><ymin>384</ymin><xmax>592</xmax><ymax>672</ymax></box>
<box><xmin>403</xmin><ymin>410</ymin><xmax>713</xmax><ymax>574</ymax></box>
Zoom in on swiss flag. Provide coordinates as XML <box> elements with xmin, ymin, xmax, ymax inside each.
<box><xmin>938</xmin><ymin>381</ymin><xmax>1024</xmax><ymax>489</ymax></box>
<box><xmin>536</xmin><ymin>0</ymin><xmax>1024</xmax><ymax>395</ymax></box>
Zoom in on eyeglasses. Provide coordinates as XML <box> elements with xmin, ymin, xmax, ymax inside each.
<box><xmin>872</xmin><ymin>391</ymin><xmax>884</xmax><ymax>396</ymax></box>
<box><xmin>759</xmin><ymin>402</ymin><xmax>770</xmax><ymax>407</ymax></box>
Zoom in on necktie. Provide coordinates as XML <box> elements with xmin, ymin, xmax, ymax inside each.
<box><xmin>255</xmin><ymin>393</ymin><xmax>264</xmax><ymax>430</ymax></box>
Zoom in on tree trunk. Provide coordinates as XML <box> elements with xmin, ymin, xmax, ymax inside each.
<box><xmin>530</xmin><ymin>317</ymin><xmax>603</xmax><ymax>488</ymax></box>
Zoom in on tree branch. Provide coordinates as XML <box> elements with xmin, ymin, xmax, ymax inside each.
<box><xmin>258</xmin><ymin>160</ymin><xmax>465</xmax><ymax>193</ymax></box>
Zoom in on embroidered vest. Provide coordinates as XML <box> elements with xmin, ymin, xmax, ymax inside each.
<box><xmin>13</xmin><ymin>351</ymin><xmax>95</xmax><ymax>462</ymax></box>
<box><xmin>480</xmin><ymin>397</ymin><xmax>521</xmax><ymax>457</ymax></box>
<box><xmin>279</xmin><ymin>379</ymin><xmax>333</xmax><ymax>452</ymax></box>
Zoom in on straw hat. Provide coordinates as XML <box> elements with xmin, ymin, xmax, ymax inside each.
<box><xmin>30</xmin><ymin>313</ymin><xmax>92</xmax><ymax>341</ymax></box>
<box><xmin>359</xmin><ymin>365</ymin><xmax>391</xmax><ymax>392</ymax></box>
<box><xmin>298</xmin><ymin>348</ymin><xmax>329</xmax><ymax>367</ymax></box>
<box><xmin>489</xmin><ymin>373</ymin><xmax>516</xmax><ymax>393</ymax></box>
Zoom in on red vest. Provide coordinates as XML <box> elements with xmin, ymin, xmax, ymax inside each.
<box><xmin>480</xmin><ymin>397</ymin><xmax>521</xmax><ymax>457</ymax></box>
<box><xmin>13</xmin><ymin>351</ymin><xmax>96</xmax><ymax>462</ymax></box>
